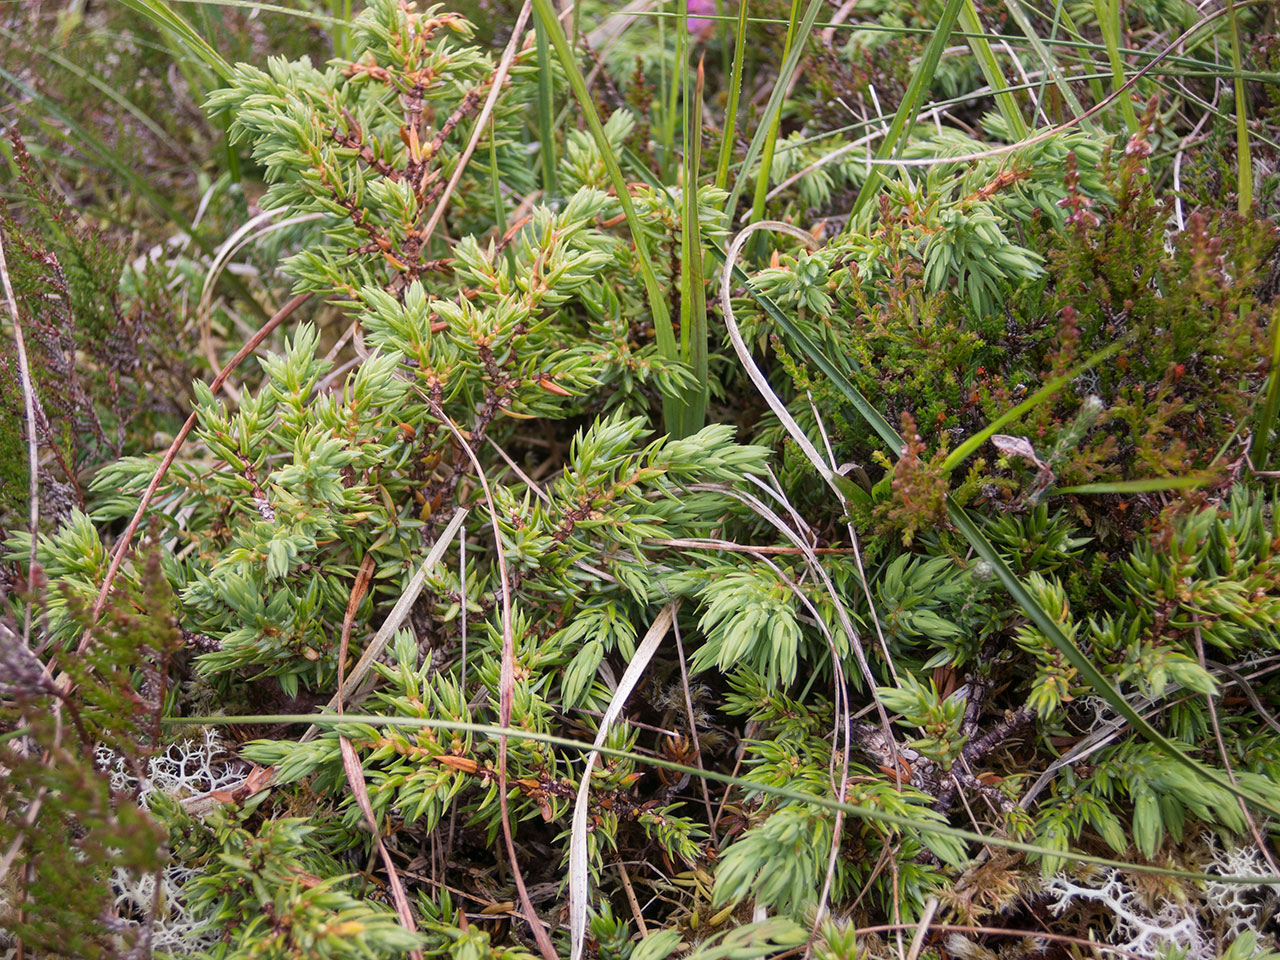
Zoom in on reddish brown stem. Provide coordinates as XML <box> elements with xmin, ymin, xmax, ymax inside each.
<box><xmin>78</xmin><ymin>293</ymin><xmax>312</xmax><ymax>654</ymax></box>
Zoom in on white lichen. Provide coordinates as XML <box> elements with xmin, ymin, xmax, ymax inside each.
<box><xmin>1045</xmin><ymin>868</ymin><xmax>1204</xmax><ymax>959</ymax></box>
<box><xmin>1046</xmin><ymin>842</ymin><xmax>1277</xmax><ymax>960</ymax></box>
<box><xmin>96</xmin><ymin>727</ymin><xmax>247</xmax><ymax>809</ymax></box>
<box><xmin>95</xmin><ymin>728</ymin><xmax>247</xmax><ymax>953</ymax></box>
<box><xmin>1203</xmin><ymin>838</ymin><xmax>1275</xmax><ymax>941</ymax></box>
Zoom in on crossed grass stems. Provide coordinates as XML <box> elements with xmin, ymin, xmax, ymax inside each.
<box><xmin>4</xmin><ymin>0</ymin><xmax>1280</xmax><ymax>954</ymax></box>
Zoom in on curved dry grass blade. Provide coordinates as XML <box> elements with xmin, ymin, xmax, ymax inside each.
<box><xmin>0</xmin><ymin>223</ymin><xmax>38</xmax><ymax>647</ymax></box>
<box><xmin>569</xmin><ymin>603</ymin><xmax>676</xmax><ymax>960</ymax></box>
<box><xmin>719</xmin><ymin>221</ymin><xmax>839</xmax><ymax>491</ymax></box>
<box><xmin>337</xmin><ymin>736</ymin><xmax>423</xmax><ymax>958</ymax></box>
<box><xmin>430</xmin><ymin>405</ymin><xmax>558</xmax><ymax>960</ymax></box>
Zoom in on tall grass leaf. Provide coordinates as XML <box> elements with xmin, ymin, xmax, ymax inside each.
<box><xmin>1225</xmin><ymin>0</ymin><xmax>1253</xmax><ymax>214</ymax></box>
<box><xmin>722</xmin><ymin>0</ymin><xmax>825</xmax><ymax>223</ymax></box>
<box><xmin>958</xmin><ymin>0</ymin><xmax>1028</xmax><ymax>139</ymax></box>
<box><xmin>172</xmin><ymin>712</ymin><xmax>1280</xmax><ymax>880</ymax></box>
<box><xmin>678</xmin><ymin>58</ymin><xmax>709</xmax><ymax>437</ymax></box>
<box><xmin>847</xmin><ymin>0</ymin><xmax>967</xmax><ymax>222</ymax></box>
<box><xmin>1094</xmin><ymin>0</ymin><xmax>1139</xmax><ymax>133</ymax></box>
<box><xmin>113</xmin><ymin>0</ymin><xmax>233</xmax><ymax>81</ymax></box>
<box><xmin>1254</xmin><ymin>305</ymin><xmax>1280</xmax><ymax>470</ymax></box>
<box><xmin>746</xmin><ymin>0</ymin><xmax>802</xmax><ymax>236</ymax></box>
<box><xmin>529</xmin><ymin>0</ymin><xmax>682</xmax><ymax>427</ymax></box>
<box><xmin>1052</xmin><ymin>474</ymin><xmax>1217</xmax><ymax>495</ymax></box>
<box><xmin>714</xmin><ymin>0</ymin><xmax>749</xmax><ymax>191</ymax></box>
<box><xmin>535</xmin><ymin>20</ymin><xmax>558</xmax><ymax>201</ymax></box>
<box><xmin>1002</xmin><ymin>0</ymin><xmax>1096</xmax><ymax>132</ymax></box>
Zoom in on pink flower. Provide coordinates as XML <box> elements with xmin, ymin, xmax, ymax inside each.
<box><xmin>687</xmin><ymin>0</ymin><xmax>718</xmax><ymax>36</ymax></box>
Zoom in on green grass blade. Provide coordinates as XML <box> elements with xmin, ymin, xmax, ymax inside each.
<box><xmin>714</xmin><ymin>0</ymin><xmax>750</xmax><ymax>191</ymax></box>
<box><xmin>678</xmin><ymin>57</ymin><xmax>708</xmax><ymax>437</ymax></box>
<box><xmin>746</xmin><ymin>0</ymin><xmax>801</xmax><ymax>235</ymax></box>
<box><xmin>1003</xmin><ymin>0</ymin><xmax>1096</xmax><ymax>132</ymax></box>
<box><xmin>723</xmin><ymin>0</ymin><xmax>825</xmax><ymax>223</ymax></box>
<box><xmin>958</xmin><ymin>0</ymin><xmax>1027</xmax><ymax>139</ymax></box>
<box><xmin>534</xmin><ymin>21</ymin><xmax>558</xmax><ymax>202</ymax></box>
<box><xmin>1251</xmin><ymin>304</ymin><xmax>1280</xmax><ymax>470</ymax></box>
<box><xmin>940</xmin><ymin>342</ymin><xmax>1122</xmax><ymax>474</ymax></box>
<box><xmin>169</xmin><ymin>712</ymin><xmax>1280</xmax><ymax>880</ymax></box>
<box><xmin>1225</xmin><ymin>0</ymin><xmax>1252</xmax><ymax>214</ymax></box>
<box><xmin>529</xmin><ymin>0</ymin><xmax>682</xmax><ymax>427</ymax></box>
<box><xmin>1094</xmin><ymin>0</ymin><xmax>1139</xmax><ymax>134</ymax></box>
<box><xmin>847</xmin><ymin>0</ymin><xmax>967</xmax><ymax>222</ymax></box>
<box><xmin>947</xmin><ymin>503</ymin><xmax>1280</xmax><ymax>820</ymax></box>
<box><xmin>1052</xmin><ymin>474</ymin><xmax>1217</xmax><ymax>495</ymax></box>
<box><xmin>112</xmin><ymin>0</ymin><xmax>233</xmax><ymax>81</ymax></box>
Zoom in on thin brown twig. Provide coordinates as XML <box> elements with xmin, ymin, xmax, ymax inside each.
<box><xmin>76</xmin><ymin>292</ymin><xmax>312</xmax><ymax>656</ymax></box>
<box><xmin>428</xmin><ymin>400</ymin><xmax>558</xmax><ymax>960</ymax></box>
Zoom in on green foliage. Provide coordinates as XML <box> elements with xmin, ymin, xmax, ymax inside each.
<box><xmin>161</xmin><ymin>794</ymin><xmax>425</xmax><ymax>959</ymax></box>
<box><xmin>5</xmin><ymin>0</ymin><xmax>1280</xmax><ymax>956</ymax></box>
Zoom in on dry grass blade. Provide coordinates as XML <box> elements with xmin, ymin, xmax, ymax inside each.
<box><xmin>0</xmin><ymin>225</ymin><xmax>38</xmax><ymax>647</ymax></box>
<box><xmin>569</xmin><ymin>603</ymin><xmax>676</xmax><ymax>960</ymax></box>
<box><xmin>336</xmin><ymin>555</ymin><xmax>377</xmax><ymax>713</ymax></box>
<box><xmin>420</xmin><ymin>0</ymin><xmax>533</xmax><ymax>247</ymax></box>
<box><xmin>719</xmin><ymin>220</ymin><xmax>836</xmax><ymax>492</ymax></box>
<box><xmin>303</xmin><ymin>506</ymin><xmax>469</xmax><ymax>741</ymax></box>
<box><xmin>337</xmin><ymin>736</ymin><xmax>424</xmax><ymax>959</ymax></box>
